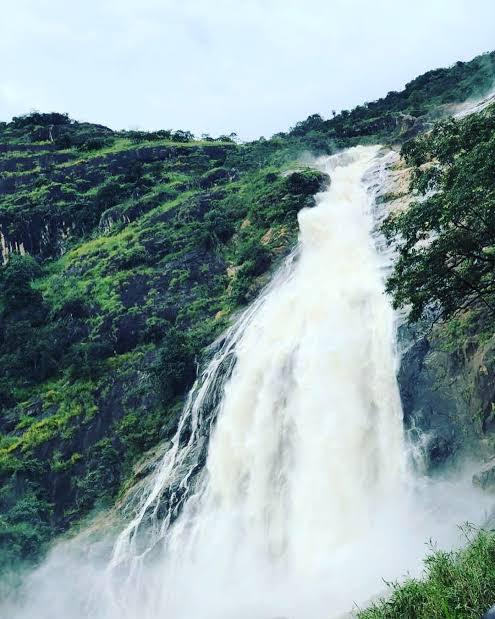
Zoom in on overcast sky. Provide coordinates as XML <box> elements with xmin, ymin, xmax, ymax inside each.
<box><xmin>1</xmin><ymin>0</ymin><xmax>494</xmax><ymax>140</ymax></box>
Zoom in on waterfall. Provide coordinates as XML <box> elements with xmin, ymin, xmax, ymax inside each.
<box><xmin>6</xmin><ymin>146</ymin><xmax>491</xmax><ymax>619</ymax></box>
<box><xmin>105</xmin><ymin>145</ymin><xmax>408</xmax><ymax>612</ymax></box>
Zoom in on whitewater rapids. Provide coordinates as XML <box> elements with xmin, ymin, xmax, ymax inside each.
<box><xmin>5</xmin><ymin>146</ymin><xmax>492</xmax><ymax>619</ymax></box>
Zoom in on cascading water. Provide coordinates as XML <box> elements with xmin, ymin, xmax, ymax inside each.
<box><xmin>5</xmin><ymin>146</ymin><xmax>491</xmax><ymax>619</ymax></box>
<box><xmin>108</xmin><ymin>145</ymin><xmax>409</xmax><ymax>616</ymax></box>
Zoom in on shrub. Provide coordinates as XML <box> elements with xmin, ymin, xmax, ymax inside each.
<box><xmin>0</xmin><ymin>254</ymin><xmax>42</xmax><ymax>312</ymax></box>
<box><xmin>358</xmin><ymin>529</ymin><xmax>495</xmax><ymax>619</ymax></box>
<box><xmin>153</xmin><ymin>328</ymin><xmax>196</xmax><ymax>403</ymax></box>
<box><xmin>236</xmin><ymin>237</ymin><xmax>271</xmax><ymax>276</ymax></box>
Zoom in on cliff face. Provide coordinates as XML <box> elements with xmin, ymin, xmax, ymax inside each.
<box><xmin>1</xmin><ymin>50</ymin><xmax>495</xmax><ymax>575</ymax></box>
<box><xmin>389</xmin><ymin>99</ymin><xmax>495</xmax><ymax>487</ymax></box>
<box><xmin>400</xmin><ymin>328</ymin><xmax>495</xmax><ymax>466</ymax></box>
<box><xmin>377</xmin><ymin>147</ymin><xmax>495</xmax><ymax>473</ymax></box>
<box><xmin>0</xmin><ymin>116</ymin><xmax>237</xmax><ymax>261</ymax></box>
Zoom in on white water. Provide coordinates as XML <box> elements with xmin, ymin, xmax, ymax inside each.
<box><xmin>5</xmin><ymin>146</ymin><xmax>492</xmax><ymax>619</ymax></box>
<box><xmin>452</xmin><ymin>89</ymin><xmax>495</xmax><ymax>119</ymax></box>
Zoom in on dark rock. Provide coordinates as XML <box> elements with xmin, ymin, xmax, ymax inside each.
<box><xmin>398</xmin><ymin>336</ymin><xmax>430</xmax><ymax>425</ymax></box>
<box><xmin>398</xmin><ymin>336</ymin><xmax>460</xmax><ymax>467</ymax></box>
<box><xmin>114</xmin><ymin>313</ymin><xmax>146</xmax><ymax>354</ymax></box>
<box><xmin>120</xmin><ymin>275</ymin><xmax>149</xmax><ymax>308</ymax></box>
<box><xmin>398</xmin><ymin>325</ymin><xmax>495</xmax><ymax>471</ymax></box>
<box><xmin>473</xmin><ymin>457</ymin><xmax>495</xmax><ymax>492</ymax></box>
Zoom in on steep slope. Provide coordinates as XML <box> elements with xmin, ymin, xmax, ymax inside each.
<box><xmin>0</xmin><ymin>116</ymin><xmax>328</xmax><ymax>575</ymax></box>
<box><xmin>1</xmin><ymin>49</ymin><xmax>495</xmax><ymax>580</ymax></box>
<box><xmin>391</xmin><ymin>103</ymin><xmax>495</xmax><ymax>470</ymax></box>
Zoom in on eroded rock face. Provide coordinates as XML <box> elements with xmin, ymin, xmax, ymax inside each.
<box><xmin>398</xmin><ymin>335</ymin><xmax>462</xmax><ymax>467</ymax></box>
<box><xmin>398</xmin><ymin>326</ymin><xmax>495</xmax><ymax>471</ymax></box>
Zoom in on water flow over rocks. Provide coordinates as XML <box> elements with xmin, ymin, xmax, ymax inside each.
<box><xmin>4</xmin><ymin>146</ymin><xmax>491</xmax><ymax>619</ymax></box>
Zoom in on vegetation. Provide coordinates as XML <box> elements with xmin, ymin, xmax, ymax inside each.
<box><xmin>358</xmin><ymin>528</ymin><xmax>495</xmax><ymax>619</ymax></box>
<box><xmin>384</xmin><ymin>104</ymin><xmax>495</xmax><ymax>322</ymax></box>
<box><xmin>0</xmin><ymin>111</ymin><xmax>327</xmax><ymax>575</ymax></box>
<box><xmin>374</xmin><ymin>86</ymin><xmax>495</xmax><ymax>619</ymax></box>
<box><xmin>0</xmin><ymin>49</ymin><xmax>494</xmax><ymax>580</ymax></box>
<box><xmin>290</xmin><ymin>51</ymin><xmax>495</xmax><ymax>144</ymax></box>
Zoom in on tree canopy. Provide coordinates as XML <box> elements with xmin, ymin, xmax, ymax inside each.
<box><xmin>384</xmin><ymin>105</ymin><xmax>495</xmax><ymax>321</ymax></box>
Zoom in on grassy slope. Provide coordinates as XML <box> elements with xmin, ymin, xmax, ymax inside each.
<box><xmin>0</xmin><ymin>50</ymin><xmax>494</xmax><ymax>584</ymax></box>
<box><xmin>0</xmin><ymin>114</ymin><xmax>328</xmax><ymax>574</ymax></box>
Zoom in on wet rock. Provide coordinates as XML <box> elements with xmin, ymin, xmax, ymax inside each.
<box><xmin>398</xmin><ymin>336</ymin><xmax>461</xmax><ymax>467</ymax></box>
<box><xmin>473</xmin><ymin>457</ymin><xmax>495</xmax><ymax>492</ymax></box>
<box><xmin>397</xmin><ymin>325</ymin><xmax>495</xmax><ymax>470</ymax></box>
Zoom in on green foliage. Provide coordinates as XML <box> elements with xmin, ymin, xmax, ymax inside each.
<box><xmin>0</xmin><ymin>48</ymin><xmax>494</xmax><ymax>578</ymax></box>
<box><xmin>0</xmin><ymin>107</ymin><xmax>328</xmax><ymax>574</ymax></box>
<box><xmin>0</xmin><ymin>489</ymin><xmax>52</xmax><ymax>574</ymax></box>
<box><xmin>153</xmin><ymin>328</ymin><xmax>196</xmax><ymax>403</ymax></box>
<box><xmin>0</xmin><ymin>254</ymin><xmax>42</xmax><ymax>311</ymax></box>
<box><xmin>291</xmin><ymin>51</ymin><xmax>495</xmax><ymax>143</ymax></box>
<box><xmin>199</xmin><ymin>166</ymin><xmax>230</xmax><ymax>188</ymax></box>
<box><xmin>236</xmin><ymin>237</ymin><xmax>272</xmax><ymax>276</ymax></box>
<box><xmin>73</xmin><ymin>438</ymin><xmax>121</xmax><ymax>511</ymax></box>
<box><xmin>358</xmin><ymin>528</ymin><xmax>495</xmax><ymax>619</ymax></box>
<box><xmin>0</xmin><ymin>255</ymin><xmax>63</xmax><ymax>388</ymax></box>
<box><xmin>235</xmin><ymin>168</ymin><xmax>326</xmax><ymax>227</ymax></box>
<box><xmin>384</xmin><ymin>105</ymin><xmax>495</xmax><ymax>321</ymax></box>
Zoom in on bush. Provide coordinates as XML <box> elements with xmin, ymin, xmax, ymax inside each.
<box><xmin>358</xmin><ymin>529</ymin><xmax>495</xmax><ymax>619</ymax></box>
<box><xmin>0</xmin><ymin>491</ymin><xmax>52</xmax><ymax>572</ymax></box>
<box><xmin>199</xmin><ymin>167</ymin><xmax>230</xmax><ymax>189</ymax></box>
<box><xmin>236</xmin><ymin>237</ymin><xmax>271</xmax><ymax>276</ymax></box>
<box><xmin>11</xmin><ymin>112</ymin><xmax>70</xmax><ymax>129</ymax></box>
<box><xmin>78</xmin><ymin>137</ymin><xmax>108</xmax><ymax>152</ymax></box>
<box><xmin>286</xmin><ymin>169</ymin><xmax>326</xmax><ymax>195</ymax></box>
<box><xmin>0</xmin><ymin>254</ymin><xmax>42</xmax><ymax>312</ymax></box>
<box><xmin>153</xmin><ymin>328</ymin><xmax>196</xmax><ymax>403</ymax></box>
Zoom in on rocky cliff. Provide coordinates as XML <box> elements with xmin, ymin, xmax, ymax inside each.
<box><xmin>1</xmin><ymin>49</ymin><xmax>495</xmax><ymax>578</ymax></box>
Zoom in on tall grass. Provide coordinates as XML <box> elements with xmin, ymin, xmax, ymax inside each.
<box><xmin>358</xmin><ymin>527</ymin><xmax>495</xmax><ymax>619</ymax></box>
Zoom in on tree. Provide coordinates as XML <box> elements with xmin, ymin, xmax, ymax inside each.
<box><xmin>384</xmin><ymin>109</ymin><xmax>495</xmax><ymax>322</ymax></box>
<box><xmin>0</xmin><ymin>254</ymin><xmax>42</xmax><ymax>312</ymax></box>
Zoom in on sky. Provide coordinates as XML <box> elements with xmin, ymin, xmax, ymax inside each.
<box><xmin>1</xmin><ymin>0</ymin><xmax>494</xmax><ymax>140</ymax></box>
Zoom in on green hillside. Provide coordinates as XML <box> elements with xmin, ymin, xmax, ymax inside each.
<box><xmin>1</xmin><ymin>49</ymin><xmax>495</xmax><ymax>581</ymax></box>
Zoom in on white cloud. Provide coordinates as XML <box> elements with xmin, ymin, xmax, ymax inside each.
<box><xmin>1</xmin><ymin>0</ymin><xmax>494</xmax><ymax>138</ymax></box>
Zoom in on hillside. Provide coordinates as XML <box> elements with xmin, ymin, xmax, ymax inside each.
<box><xmin>358</xmin><ymin>97</ymin><xmax>495</xmax><ymax>619</ymax></box>
<box><xmin>0</xmin><ymin>113</ymin><xmax>329</xmax><ymax>576</ymax></box>
<box><xmin>290</xmin><ymin>50</ymin><xmax>495</xmax><ymax>142</ymax></box>
<box><xmin>1</xmin><ymin>49</ymin><xmax>495</xmax><ymax>584</ymax></box>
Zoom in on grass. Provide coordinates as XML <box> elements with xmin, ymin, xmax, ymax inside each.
<box><xmin>0</xmin><ymin>137</ymin><xmax>327</xmax><ymax>572</ymax></box>
<box><xmin>358</xmin><ymin>527</ymin><xmax>495</xmax><ymax>619</ymax></box>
